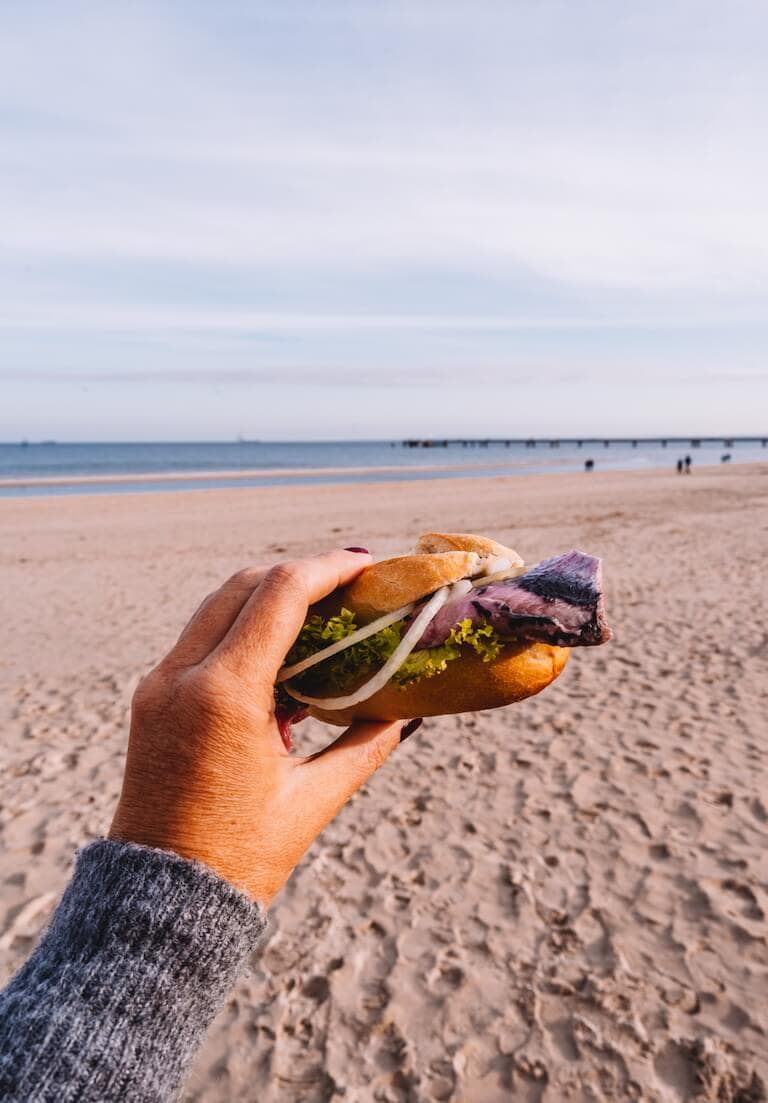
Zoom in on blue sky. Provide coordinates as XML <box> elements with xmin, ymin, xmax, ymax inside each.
<box><xmin>2</xmin><ymin>1</ymin><xmax>767</xmax><ymax>440</ymax></box>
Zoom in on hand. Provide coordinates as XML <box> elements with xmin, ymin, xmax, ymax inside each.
<box><xmin>109</xmin><ymin>549</ymin><xmax>402</xmax><ymax>905</ymax></box>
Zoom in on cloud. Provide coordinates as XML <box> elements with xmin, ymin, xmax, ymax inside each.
<box><xmin>6</xmin><ymin>304</ymin><xmax>766</xmax><ymax>333</ymax></box>
<box><xmin>0</xmin><ymin>365</ymin><xmax>448</xmax><ymax>387</ymax></box>
<box><xmin>3</xmin><ymin>139</ymin><xmax>768</xmax><ymax>292</ymax></box>
<box><xmin>5</xmin><ymin>361</ymin><xmax>768</xmax><ymax>390</ymax></box>
<box><xmin>1</xmin><ymin>2</ymin><xmax>767</xmax><ymax>436</ymax></box>
<box><xmin>2</xmin><ymin>5</ymin><xmax>768</xmax><ymax>292</ymax></box>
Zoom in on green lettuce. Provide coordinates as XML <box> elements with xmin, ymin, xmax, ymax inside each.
<box><xmin>394</xmin><ymin>617</ymin><xmax>503</xmax><ymax>686</ymax></box>
<box><xmin>285</xmin><ymin>608</ymin><xmax>505</xmax><ymax>695</ymax></box>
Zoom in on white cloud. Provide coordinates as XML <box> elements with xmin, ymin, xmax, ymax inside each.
<box><xmin>3</xmin><ymin>129</ymin><xmax>768</xmax><ymax>292</ymax></box>
<box><xmin>2</xmin><ymin>4</ymin><xmax>767</xmax><ymax>293</ymax></box>
<box><xmin>1</xmin><ymin>2</ymin><xmax>767</xmax><ymax>435</ymax></box>
<box><xmin>2</xmin><ymin>303</ymin><xmax>768</xmax><ymax>334</ymax></box>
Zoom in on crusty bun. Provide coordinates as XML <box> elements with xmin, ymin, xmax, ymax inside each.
<box><xmin>293</xmin><ymin>531</ymin><xmax>573</xmax><ymax>727</ymax></box>
<box><xmin>415</xmin><ymin>531</ymin><xmax>524</xmax><ymax>566</ymax></box>
<box><xmin>309</xmin><ymin>643</ymin><xmax>569</xmax><ymax>726</ymax></box>
<box><xmin>339</xmin><ymin>550</ymin><xmax>481</xmax><ymax>622</ymax></box>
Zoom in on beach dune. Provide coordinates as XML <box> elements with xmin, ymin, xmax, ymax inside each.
<box><xmin>1</xmin><ymin>465</ymin><xmax>767</xmax><ymax>1101</ymax></box>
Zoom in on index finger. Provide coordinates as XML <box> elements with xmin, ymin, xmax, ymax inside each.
<box><xmin>168</xmin><ymin>566</ymin><xmax>270</xmax><ymax>667</ymax></box>
<box><xmin>210</xmin><ymin>548</ymin><xmax>372</xmax><ymax>680</ymax></box>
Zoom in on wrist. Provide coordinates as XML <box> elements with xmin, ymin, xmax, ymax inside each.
<box><xmin>108</xmin><ymin>805</ymin><xmax>276</xmax><ymax>904</ymax></box>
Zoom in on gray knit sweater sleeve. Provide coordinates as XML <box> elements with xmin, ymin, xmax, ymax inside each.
<box><xmin>0</xmin><ymin>839</ymin><xmax>268</xmax><ymax>1102</ymax></box>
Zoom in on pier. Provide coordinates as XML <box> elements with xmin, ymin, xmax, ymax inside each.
<box><xmin>401</xmin><ymin>436</ymin><xmax>767</xmax><ymax>449</ymax></box>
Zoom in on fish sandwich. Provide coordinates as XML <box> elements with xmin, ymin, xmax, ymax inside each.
<box><xmin>276</xmin><ymin>532</ymin><xmax>612</xmax><ymax>732</ymax></box>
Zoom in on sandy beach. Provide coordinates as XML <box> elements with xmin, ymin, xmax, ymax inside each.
<box><xmin>1</xmin><ymin>464</ymin><xmax>767</xmax><ymax>1102</ymax></box>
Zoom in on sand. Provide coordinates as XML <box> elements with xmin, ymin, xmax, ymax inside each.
<box><xmin>1</xmin><ymin>464</ymin><xmax>767</xmax><ymax>1102</ymax></box>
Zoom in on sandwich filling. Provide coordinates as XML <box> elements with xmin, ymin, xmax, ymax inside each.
<box><xmin>280</xmin><ymin>550</ymin><xmax>610</xmax><ymax>715</ymax></box>
<box><xmin>418</xmin><ymin>550</ymin><xmax>610</xmax><ymax>650</ymax></box>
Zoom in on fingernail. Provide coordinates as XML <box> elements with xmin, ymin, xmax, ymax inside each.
<box><xmin>399</xmin><ymin>718</ymin><xmax>423</xmax><ymax>743</ymax></box>
<box><xmin>344</xmin><ymin>546</ymin><xmax>370</xmax><ymax>554</ymax></box>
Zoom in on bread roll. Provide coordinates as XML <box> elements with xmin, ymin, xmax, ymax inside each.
<box><xmin>292</xmin><ymin>532</ymin><xmax>580</xmax><ymax>728</ymax></box>
<box><xmin>309</xmin><ymin>643</ymin><xmax>569</xmax><ymax>726</ymax></box>
<box><xmin>415</xmin><ymin>532</ymin><xmax>524</xmax><ymax>566</ymax></box>
<box><xmin>338</xmin><ymin>550</ymin><xmax>480</xmax><ymax>622</ymax></box>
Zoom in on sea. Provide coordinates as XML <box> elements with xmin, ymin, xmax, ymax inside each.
<box><xmin>0</xmin><ymin>439</ymin><xmax>765</xmax><ymax>497</ymax></box>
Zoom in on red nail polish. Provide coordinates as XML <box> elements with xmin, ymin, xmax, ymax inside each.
<box><xmin>400</xmin><ymin>718</ymin><xmax>423</xmax><ymax>743</ymax></box>
<box><xmin>344</xmin><ymin>546</ymin><xmax>370</xmax><ymax>554</ymax></box>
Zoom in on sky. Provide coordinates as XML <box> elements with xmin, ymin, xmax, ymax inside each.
<box><xmin>2</xmin><ymin>1</ymin><xmax>767</xmax><ymax>441</ymax></box>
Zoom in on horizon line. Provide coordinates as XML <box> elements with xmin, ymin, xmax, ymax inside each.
<box><xmin>2</xmin><ymin>435</ymin><xmax>767</xmax><ymax>447</ymax></box>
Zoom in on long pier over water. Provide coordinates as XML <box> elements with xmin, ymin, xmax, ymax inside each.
<box><xmin>402</xmin><ymin>436</ymin><xmax>767</xmax><ymax>449</ymax></box>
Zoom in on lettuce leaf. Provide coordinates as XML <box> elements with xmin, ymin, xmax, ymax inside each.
<box><xmin>286</xmin><ymin>609</ymin><xmax>505</xmax><ymax>695</ymax></box>
<box><xmin>393</xmin><ymin>617</ymin><xmax>503</xmax><ymax>686</ymax></box>
<box><xmin>285</xmin><ymin>608</ymin><xmax>401</xmax><ymax>693</ymax></box>
<box><xmin>285</xmin><ymin>608</ymin><xmax>359</xmax><ymax>659</ymax></box>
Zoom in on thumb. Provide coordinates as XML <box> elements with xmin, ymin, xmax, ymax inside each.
<box><xmin>298</xmin><ymin>719</ymin><xmax>402</xmax><ymax>822</ymax></box>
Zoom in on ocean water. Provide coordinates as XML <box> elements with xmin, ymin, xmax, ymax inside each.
<box><xmin>0</xmin><ymin>438</ymin><xmax>765</xmax><ymax>497</ymax></box>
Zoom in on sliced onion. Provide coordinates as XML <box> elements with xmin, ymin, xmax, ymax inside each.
<box><xmin>449</xmin><ymin>577</ymin><xmax>473</xmax><ymax>598</ymax></box>
<box><xmin>470</xmin><ymin>563</ymin><xmax>528</xmax><ymax>588</ymax></box>
<box><xmin>276</xmin><ymin>601</ymin><xmax>415</xmax><ymax>684</ymax></box>
<box><xmin>284</xmin><ymin>583</ymin><xmax>453</xmax><ymax>710</ymax></box>
<box><xmin>484</xmin><ymin>556</ymin><xmax>512</xmax><ymax>574</ymax></box>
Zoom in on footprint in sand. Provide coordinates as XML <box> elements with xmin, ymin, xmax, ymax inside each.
<box><xmin>426</xmin><ymin>954</ymin><xmax>466</xmax><ymax>997</ymax></box>
<box><xmin>719</xmin><ymin>879</ymin><xmax>764</xmax><ymax>922</ymax></box>
<box><xmin>654</xmin><ymin>1037</ymin><xmax>764</xmax><ymax>1103</ymax></box>
<box><xmin>543</xmin><ymin>1017</ymin><xmax>580</xmax><ymax>1062</ymax></box>
<box><xmin>749</xmin><ymin>797</ymin><xmax>768</xmax><ymax>824</ymax></box>
<box><xmin>268</xmin><ymin>971</ymin><xmax>336</xmax><ymax>1103</ymax></box>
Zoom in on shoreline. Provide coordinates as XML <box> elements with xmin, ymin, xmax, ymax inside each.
<box><xmin>1</xmin><ymin>455</ymin><xmax>765</xmax><ymax>498</ymax></box>
<box><xmin>0</xmin><ymin>460</ymin><xmax>765</xmax><ymax>516</ymax></box>
<box><xmin>0</xmin><ymin>455</ymin><xmax>582</xmax><ymax>490</ymax></box>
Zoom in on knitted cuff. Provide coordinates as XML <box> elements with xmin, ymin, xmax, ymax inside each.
<box><xmin>0</xmin><ymin>839</ymin><xmax>268</xmax><ymax>1102</ymax></box>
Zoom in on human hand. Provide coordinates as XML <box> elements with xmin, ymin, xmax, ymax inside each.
<box><xmin>109</xmin><ymin>549</ymin><xmax>403</xmax><ymax>905</ymax></box>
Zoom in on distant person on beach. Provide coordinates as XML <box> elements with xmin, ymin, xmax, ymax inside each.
<box><xmin>0</xmin><ymin>549</ymin><xmax>414</xmax><ymax>1103</ymax></box>
<box><xmin>584</xmin><ymin>458</ymin><xmax>594</xmax><ymax>472</ymax></box>
<box><xmin>676</xmin><ymin>458</ymin><xmax>684</xmax><ymax>474</ymax></box>
<box><xmin>684</xmin><ymin>455</ymin><xmax>692</xmax><ymax>474</ymax></box>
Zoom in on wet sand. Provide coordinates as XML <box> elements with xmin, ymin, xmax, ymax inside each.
<box><xmin>0</xmin><ymin>454</ymin><xmax>578</xmax><ymax>490</ymax></box>
<box><xmin>1</xmin><ymin>464</ymin><xmax>767</xmax><ymax>1101</ymax></box>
